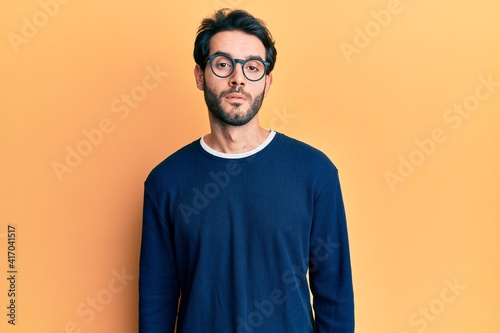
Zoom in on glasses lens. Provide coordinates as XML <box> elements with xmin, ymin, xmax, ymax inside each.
<box><xmin>243</xmin><ymin>59</ymin><xmax>266</xmax><ymax>81</ymax></box>
<box><xmin>211</xmin><ymin>55</ymin><xmax>233</xmax><ymax>77</ymax></box>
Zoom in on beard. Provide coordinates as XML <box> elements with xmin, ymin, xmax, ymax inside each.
<box><xmin>203</xmin><ymin>81</ymin><xmax>265</xmax><ymax>127</ymax></box>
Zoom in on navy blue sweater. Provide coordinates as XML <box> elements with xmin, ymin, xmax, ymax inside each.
<box><xmin>139</xmin><ymin>132</ymin><xmax>354</xmax><ymax>332</ymax></box>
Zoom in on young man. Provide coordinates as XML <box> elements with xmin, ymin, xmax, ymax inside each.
<box><xmin>139</xmin><ymin>9</ymin><xmax>355</xmax><ymax>333</ymax></box>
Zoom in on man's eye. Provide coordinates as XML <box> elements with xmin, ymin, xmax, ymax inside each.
<box><xmin>247</xmin><ymin>65</ymin><xmax>259</xmax><ymax>72</ymax></box>
<box><xmin>217</xmin><ymin>63</ymin><xmax>231</xmax><ymax>69</ymax></box>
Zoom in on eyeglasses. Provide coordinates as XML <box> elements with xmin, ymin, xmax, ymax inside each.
<box><xmin>206</xmin><ymin>53</ymin><xmax>270</xmax><ymax>82</ymax></box>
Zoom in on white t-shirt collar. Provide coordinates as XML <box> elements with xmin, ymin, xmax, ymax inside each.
<box><xmin>200</xmin><ymin>129</ymin><xmax>276</xmax><ymax>159</ymax></box>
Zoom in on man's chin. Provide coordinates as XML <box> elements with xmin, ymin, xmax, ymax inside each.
<box><xmin>220</xmin><ymin>116</ymin><xmax>253</xmax><ymax>127</ymax></box>
<box><xmin>211</xmin><ymin>110</ymin><xmax>255</xmax><ymax>127</ymax></box>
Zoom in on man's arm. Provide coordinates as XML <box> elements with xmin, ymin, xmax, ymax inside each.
<box><xmin>139</xmin><ymin>188</ymin><xmax>180</xmax><ymax>332</ymax></box>
<box><xmin>309</xmin><ymin>171</ymin><xmax>355</xmax><ymax>332</ymax></box>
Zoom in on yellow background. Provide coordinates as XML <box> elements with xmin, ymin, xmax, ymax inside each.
<box><xmin>1</xmin><ymin>0</ymin><xmax>499</xmax><ymax>332</ymax></box>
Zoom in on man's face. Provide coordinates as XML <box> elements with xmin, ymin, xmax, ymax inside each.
<box><xmin>195</xmin><ymin>30</ymin><xmax>272</xmax><ymax>127</ymax></box>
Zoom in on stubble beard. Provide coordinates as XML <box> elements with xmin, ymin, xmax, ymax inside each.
<box><xmin>203</xmin><ymin>81</ymin><xmax>265</xmax><ymax>127</ymax></box>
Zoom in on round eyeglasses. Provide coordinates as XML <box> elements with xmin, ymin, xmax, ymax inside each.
<box><xmin>206</xmin><ymin>53</ymin><xmax>270</xmax><ymax>82</ymax></box>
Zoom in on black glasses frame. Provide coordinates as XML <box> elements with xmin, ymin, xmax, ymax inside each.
<box><xmin>206</xmin><ymin>53</ymin><xmax>270</xmax><ymax>82</ymax></box>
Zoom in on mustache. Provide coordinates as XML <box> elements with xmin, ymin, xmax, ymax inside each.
<box><xmin>220</xmin><ymin>87</ymin><xmax>252</xmax><ymax>100</ymax></box>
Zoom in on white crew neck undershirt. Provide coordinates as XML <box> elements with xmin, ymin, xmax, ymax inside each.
<box><xmin>200</xmin><ymin>129</ymin><xmax>276</xmax><ymax>159</ymax></box>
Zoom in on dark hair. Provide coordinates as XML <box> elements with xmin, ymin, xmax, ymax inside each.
<box><xmin>193</xmin><ymin>9</ymin><xmax>277</xmax><ymax>74</ymax></box>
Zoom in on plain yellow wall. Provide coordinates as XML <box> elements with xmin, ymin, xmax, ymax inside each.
<box><xmin>1</xmin><ymin>0</ymin><xmax>499</xmax><ymax>332</ymax></box>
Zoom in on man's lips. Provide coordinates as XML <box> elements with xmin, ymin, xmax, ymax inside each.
<box><xmin>225</xmin><ymin>93</ymin><xmax>247</xmax><ymax>101</ymax></box>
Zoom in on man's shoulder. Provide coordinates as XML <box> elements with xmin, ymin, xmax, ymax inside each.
<box><xmin>276</xmin><ymin>133</ymin><xmax>338</xmax><ymax>173</ymax></box>
<box><xmin>145</xmin><ymin>139</ymin><xmax>200</xmax><ymax>184</ymax></box>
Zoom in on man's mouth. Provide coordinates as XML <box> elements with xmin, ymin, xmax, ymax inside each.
<box><xmin>225</xmin><ymin>93</ymin><xmax>247</xmax><ymax>101</ymax></box>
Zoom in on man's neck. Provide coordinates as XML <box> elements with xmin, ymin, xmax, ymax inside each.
<box><xmin>204</xmin><ymin>116</ymin><xmax>270</xmax><ymax>154</ymax></box>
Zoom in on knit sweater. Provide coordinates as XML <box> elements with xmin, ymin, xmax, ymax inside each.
<box><xmin>139</xmin><ymin>131</ymin><xmax>354</xmax><ymax>332</ymax></box>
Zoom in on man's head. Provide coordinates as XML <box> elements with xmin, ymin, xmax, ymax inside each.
<box><xmin>193</xmin><ymin>9</ymin><xmax>277</xmax><ymax>127</ymax></box>
<box><xmin>194</xmin><ymin>9</ymin><xmax>277</xmax><ymax>74</ymax></box>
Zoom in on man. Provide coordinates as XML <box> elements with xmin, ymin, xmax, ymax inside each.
<box><xmin>139</xmin><ymin>8</ymin><xmax>354</xmax><ymax>333</ymax></box>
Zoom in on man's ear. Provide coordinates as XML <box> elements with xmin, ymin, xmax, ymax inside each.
<box><xmin>264</xmin><ymin>73</ymin><xmax>273</xmax><ymax>97</ymax></box>
<box><xmin>194</xmin><ymin>65</ymin><xmax>204</xmax><ymax>90</ymax></box>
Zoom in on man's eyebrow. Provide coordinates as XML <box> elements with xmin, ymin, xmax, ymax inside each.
<box><xmin>211</xmin><ymin>50</ymin><xmax>265</xmax><ymax>60</ymax></box>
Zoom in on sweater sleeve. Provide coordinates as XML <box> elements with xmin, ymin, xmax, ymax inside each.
<box><xmin>139</xmin><ymin>187</ymin><xmax>180</xmax><ymax>332</ymax></box>
<box><xmin>309</xmin><ymin>171</ymin><xmax>355</xmax><ymax>333</ymax></box>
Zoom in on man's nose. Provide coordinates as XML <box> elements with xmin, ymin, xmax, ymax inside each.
<box><xmin>229</xmin><ymin>64</ymin><xmax>246</xmax><ymax>86</ymax></box>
